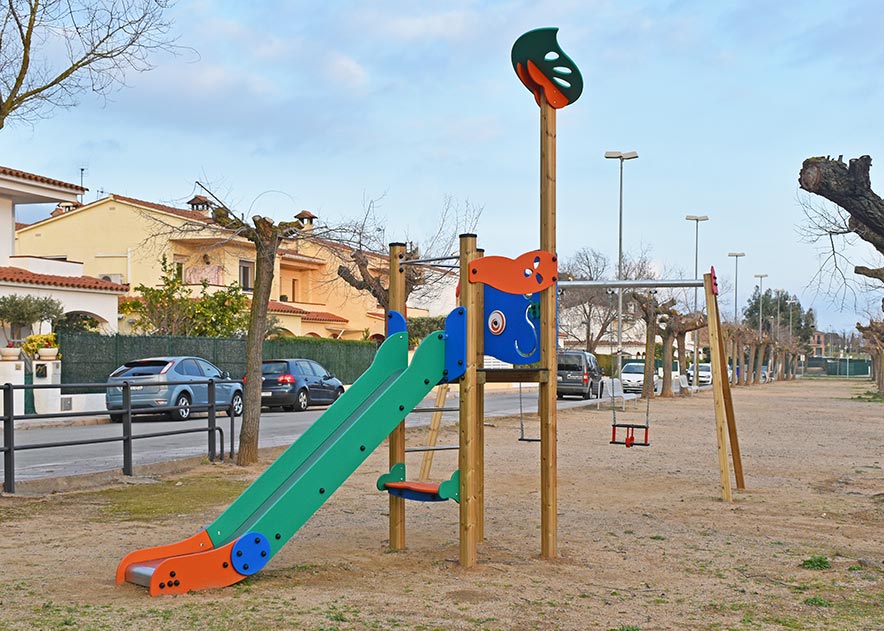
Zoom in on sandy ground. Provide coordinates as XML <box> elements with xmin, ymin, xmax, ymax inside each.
<box><xmin>0</xmin><ymin>378</ymin><xmax>882</xmax><ymax>631</ymax></box>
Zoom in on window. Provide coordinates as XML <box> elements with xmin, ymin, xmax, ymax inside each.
<box><xmin>173</xmin><ymin>255</ymin><xmax>187</xmax><ymax>281</ymax></box>
<box><xmin>196</xmin><ymin>359</ymin><xmax>224</xmax><ymax>379</ymax></box>
<box><xmin>295</xmin><ymin>360</ymin><xmax>317</xmax><ymax>376</ymax></box>
<box><xmin>239</xmin><ymin>260</ymin><xmax>255</xmax><ymax>291</ymax></box>
<box><xmin>176</xmin><ymin>359</ymin><xmax>202</xmax><ymax>376</ymax></box>
<box><xmin>291</xmin><ymin>279</ymin><xmax>299</xmax><ymax>301</ymax></box>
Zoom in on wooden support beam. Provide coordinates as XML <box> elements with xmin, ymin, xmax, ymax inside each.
<box><xmin>704</xmin><ymin>272</ymin><xmax>734</xmax><ymax>503</ymax></box>
<box><xmin>418</xmin><ymin>383</ymin><xmax>450</xmax><ymax>482</ymax></box>
<box><xmin>538</xmin><ymin>94</ymin><xmax>558</xmax><ymax>559</ymax></box>
<box><xmin>480</xmin><ymin>368</ymin><xmax>549</xmax><ymax>383</ymax></box>
<box><xmin>458</xmin><ymin>234</ymin><xmax>479</xmax><ymax>568</ymax></box>
<box><xmin>388</xmin><ymin>242</ymin><xmax>407</xmax><ymax>549</ymax></box>
<box><xmin>475</xmin><ymin>249</ymin><xmax>486</xmax><ymax>541</ymax></box>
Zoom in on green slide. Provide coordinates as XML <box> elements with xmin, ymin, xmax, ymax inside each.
<box><xmin>117</xmin><ymin>329</ymin><xmax>447</xmax><ymax>595</ymax></box>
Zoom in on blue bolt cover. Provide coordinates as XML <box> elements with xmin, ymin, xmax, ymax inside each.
<box><xmin>230</xmin><ymin>532</ymin><xmax>271</xmax><ymax>576</ymax></box>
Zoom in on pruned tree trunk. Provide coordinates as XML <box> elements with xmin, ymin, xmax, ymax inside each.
<box><xmin>746</xmin><ymin>344</ymin><xmax>757</xmax><ymax>385</ymax></box>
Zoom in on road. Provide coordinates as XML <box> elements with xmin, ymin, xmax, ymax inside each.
<box><xmin>2</xmin><ymin>389</ymin><xmax>600</xmax><ymax>484</ymax></box>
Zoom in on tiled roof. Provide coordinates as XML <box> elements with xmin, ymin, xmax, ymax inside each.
<box><xmin>14</xmin><ymin>222</ymin><xmax>29</xmax><ymax>230</ymax></box>
<box><xmin>0</xmin><ymin>266</ymin><xmax>128</xmax><ymax>292</ymax></box>
<box><xmin>295</xmin><ymin>210</ymin><xmax>317</xmax><ymax>219</ymax></box>
<box><xmin>268</xmin><ymin>300</ymin><xmax>308</xmax><ymax>315</ymax></box>
<box><xmin>302</xmin><ymin>311</ymin><xmax>348</xmax><ymax>323</ymax></box>
<box><xmin>0</xmin><ymin>166</ymin><xmax>86</xmax><ymax>193</ymax></box>
<box><xmin>278</xmin><ymin>248</ymin><xmax>325</xmax><ymax>264</ymax></box>
<box><xmin>110</xmin><ymin>194</ymin><xmax>213</xmax><ymax>223</ymax></box>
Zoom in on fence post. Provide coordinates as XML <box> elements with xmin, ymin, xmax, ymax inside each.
<box><xmin>3</xmin><ymin>382</ymin><xmax>14</xmax><ymax>494</ymax></box>
<box><xmin>207</xmin><ymin>380</ymin><xmax>217</xmax><ymax>462</ymax></box>
<box><xmin>122</xmin><ymin>382</ymin><xmax>133</xmax><ymax>476</ymax></box>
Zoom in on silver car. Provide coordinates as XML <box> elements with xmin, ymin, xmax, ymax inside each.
<box><xmin>105</xmin><ymin>356</ymin><xmax>243</xmax><ymax>421</ymax></box>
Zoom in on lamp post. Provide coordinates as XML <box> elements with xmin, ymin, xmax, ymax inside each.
<box><xmin>754</xmin><ymin>273</ymin><xmax>768</xmax><ymax>382</ymax></box>
<box><xmin>686</xmin><ymin>214</ymin><xmax>709</xmax><ymax>383</ymax></box>
<box><xmin>754</xmin><ymin>274</ymin><xmax>768</xmax><ymax>340</ymax></box>
<box><xmin>728</xmin><ymin>252</ymin><xmax>745</xmax><ymax>324</ymax></box>
<box><xmin>605</xmin><ymin>150</ymin><xmax>638</xmax><ymax>378</ymax></box>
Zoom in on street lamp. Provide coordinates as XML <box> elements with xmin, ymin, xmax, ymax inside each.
<box><xmin>605</xmin><ymin>150</ymin><xmax>639</xmax><ymax>378</ymax></box>
<box><xmin>686</xmin><ymin>214</ymin><xmax>709</xmax><ymax>383</ymax></box>
<box><xmin>754</xmin><ymin>273</ymin><xmax>768</xmax><ymax>341</ymax></box>
<box><xmin>728</xmin><ymin>252</ymin><xmax>745</xmax><ymax>324</ymax></box>
<box><xmin>786</xmin><ymin>298</ymin><xmax>796</xmax><ymax>344</ymax></box>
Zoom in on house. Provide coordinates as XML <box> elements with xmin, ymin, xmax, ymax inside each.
<box><xmin>1</xmin><ymin>167</ymin><xmax>127</xmax><ymax>336</ymax></box>
<box><xmin>15</xmin><ymin>192</ymin><xmax>429</xmax><ymax>340</ymax></box>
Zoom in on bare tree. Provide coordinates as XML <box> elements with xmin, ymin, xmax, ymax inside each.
<box><xmin>327</xmin><ymin>194</ymin><xmax>482</xmax><ymax>310</ymax></box>
<box><xmin>209</xmin><ymin>203</ymin><xmax>304</xmax><ymax>465</ymax></box>
<box><xmin>0</xmin><ymin>0</ymin><xmax>177</xmax><ymax>129</ymax></box>
<box><xmin>799</xmin><ymin>155</ymin><xmax>884</xmax><ymax>391</ymax></box>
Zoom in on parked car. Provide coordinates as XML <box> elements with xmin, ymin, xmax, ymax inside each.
<box><xmin>687</xmin><ymin>363</ymin><xmax>713</xmax><ymax>386</ymax></box>
<box><xmin>619</xmin><ymin>362</ymin><xmax>660</xmax><ymax>394</ymax></box>
<box><xmin>106</xmin><ymin>356</ymin><xmax>243</xmax><ymax>422</ymax></box>
<box><xmin>556</xmin><ymin>350</ymin><xmax>602</xmax><ymax>399</ymax></box>
<box><xmin>760</xmin><ymin>366</ymin><xmax>769</xmax><ymax>383</ymax></box>
<box><xmin>261</xmin><ymin>359</ymin><xmax>344</xmax><ymax>411</ymax></box>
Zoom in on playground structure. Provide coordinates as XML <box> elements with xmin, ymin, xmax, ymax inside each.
<box><xmin>114</xmin><ymin>28</ymin><xmax>744</xmax><ymax>595</ymax></box>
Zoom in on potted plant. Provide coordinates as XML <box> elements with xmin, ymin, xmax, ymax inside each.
<box><xmin>23</xmin><ymin>333</ymin><xmax>60</xmax><ymax>360</ymax></box>
<box><xmin>1</xmin><ymin>342</ymin><xmax>19</xmax><ymax>361</ymax></box>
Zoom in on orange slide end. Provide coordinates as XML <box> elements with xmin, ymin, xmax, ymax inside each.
<box><xmin>115</xmin><ymin>530</ymin><xmax>214</xmax><ymax>585</ymax></box>
<box><xmin>141</xmin><ymin>540</ymin><xmax>246</xmax><ymax>596</ymax></box>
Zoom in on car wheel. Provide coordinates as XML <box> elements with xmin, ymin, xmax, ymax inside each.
<box><xmin>171</xmin><ymin>392</ymin><xmax>192</xmax><ymax>421</ymax></box>
<box><xmin>581</xmin><ymin>388</ymin><xmax>592</xmax><ymax>400</ymax></box>
<box><xmin>109</xmin><ymin>413</ymin><xmax>123</xmax><ymax>423</ymax></box>
<box><xmin>294</xmin><ymin>389</ymin><xmax>309</xmax><ymax>412</ymax></box>
<box><xmin>556</xmin><ymin>392</ymin><xmax>564</xmax><ymax>400</ymax></box>
<box><xmin>228</xmin><ymin>391</ymin><xmax>244</xmax><ymax>417</ymax></box>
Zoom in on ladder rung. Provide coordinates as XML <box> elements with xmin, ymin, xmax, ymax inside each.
<box><xmin>412</xmin><ymin>407</ymin><xmax>459</xmax><ymax>413</ymax></box>
<box><xmin>612</xmin><ymin>423</ymin><xmax>650</xmax><ymax>429</ymax></box>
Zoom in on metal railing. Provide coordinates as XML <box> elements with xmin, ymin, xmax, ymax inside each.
<box><xmin>1</xmin><ymin>378</ymin><xmax>242</xmax><ymax>494</ymax></box>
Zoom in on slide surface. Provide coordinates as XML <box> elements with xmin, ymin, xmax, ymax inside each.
<box><xmin>116</xmin><ymin>329</ymin><xmax>446</xmax><ymax>595</ymax></box>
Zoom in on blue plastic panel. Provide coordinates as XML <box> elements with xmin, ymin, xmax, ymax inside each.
<box><xmin>483</xmin><ymin>286</ymin><xmax>540</xmax><ymax>365</ymax></box>
<box><xmin>386</xmin><ymin>310</ymin><xmax>407</xmax><ymax>336</ymax></box>
<box><xmin>443</xmin><ymin>306</ymin><xmax>467</xmax><ymax>382</ymax></box>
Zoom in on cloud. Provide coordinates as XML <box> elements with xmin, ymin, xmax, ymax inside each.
<box><xmin>325</xmin><ymin>53</ymin><xmax>369</xmax><ymax>91</ymax></box>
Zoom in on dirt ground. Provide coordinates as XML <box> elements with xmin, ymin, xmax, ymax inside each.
<box><xmin>0</xmin><ymin>378</ymin><xmax>882</xmax><ymax>631</ymax></box>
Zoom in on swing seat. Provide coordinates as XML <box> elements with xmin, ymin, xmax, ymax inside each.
<box><xmin>383</xmin><ymin>481</ymin><xmax>448</xmax><ymax>502</ymax></box>
<box><xmin>377</xmin><ymin>464</ymin><xmax>460</xmax><ymax>503</ymax></box>
<box><xmin>610</xmin><ymin>423</ymin><xmax>650</xmax><ymax>448</ymax></box>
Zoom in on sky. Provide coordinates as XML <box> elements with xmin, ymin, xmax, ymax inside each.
<box><xmin>4</xmin><ymin>0</ymin><xmax>884</xmax><ymax>334</ymax></box>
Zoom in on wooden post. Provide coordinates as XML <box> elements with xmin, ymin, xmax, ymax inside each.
<box><xmin>475</xmin><ymin>248</ymin><xmax>486</xmax><ymax>541</ymax></box>
<box><xmin>458</xmin><ymin>234</ymin><xmax>480</xmax><ymax>567</ymax></box>
<box><xmin>388</xmin><ymin>242</ymin><xmax>407</xmax><ymax>549</ymax></box>
<box><xmin>711</xmin><ymin>287</ymin><xmax>745</xmax><ymax>489</ymax></box>
<box><xmin>705</xmin><ymin>272</ymin><xmax>735</xmax><ymax>502</ymax></box>
<box><xmin>538</xmin><ymin>94</ymin><xmax>558</xmax><ymax>559</ymax></box>
<box><xmin>418</xmin><ymin>383</ymin><xmax>449</xmax><ymax>481</ymax></box>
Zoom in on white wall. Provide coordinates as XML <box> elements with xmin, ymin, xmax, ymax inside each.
<box><xmin>0</xmin><ymin>198</ymin><xmax>12</xmax><ymax>265</ymax></box>
<box><xmin>0</xmin><ymin>283</ymin><xmax>120</xmax><ymax>334</ymax></box>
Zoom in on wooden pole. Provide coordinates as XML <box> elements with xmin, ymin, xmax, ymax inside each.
<box><xmin>458</xmin><ymin>234</ymin><xmax>480</xmax><ymax>567</ymax></box>
<box><xmin>710</xmin><ymin>286</ymin><xmax>745</xmax><ymax>489</ymax></box>
<box><xmin>418</xmin><ymin>383</ymin><xmax>449</xmax><ymax>481</ymax></box>
<box><xmin>388</xmin><ymin>242</ymin><xmax>407</xmax><ymax>549</ymax></box>
<box><xmin>704</xmin><ymin>272</ymin><xmax>733</xmax><ymax>502</ymax></box>
<box><xmin>538</xmin><ymin>94</ymin><xmax>558</xmax><ymax>558</ymax></box>
<box><xmin>475</xmin><ymin>248</ymin><xmax>486</xmax><ymax>541</ymax></box>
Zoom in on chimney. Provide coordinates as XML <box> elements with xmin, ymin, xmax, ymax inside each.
<box><xmin>186</xmin><ymin>195</ymin><xmax>215</xmax><ymax>214</ymax></box>
<box><xmin>295</xmin><ymin>210</ymin><xmax>317</xmax><ymax>230</ymax></box>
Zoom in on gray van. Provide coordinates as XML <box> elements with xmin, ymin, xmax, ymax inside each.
<box><xmin>556</xmin><ymin>350</ymin><xmax>602</xmax><ymax>399</ymax></box>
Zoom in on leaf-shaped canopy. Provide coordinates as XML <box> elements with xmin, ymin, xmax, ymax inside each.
<box><xmin>511</xmin><ymin>28</ymin><xmax>583</xmax><ymax>109</ymax></box>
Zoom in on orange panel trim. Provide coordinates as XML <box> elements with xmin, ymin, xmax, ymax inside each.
<box><xmin>384</xmin><ymin>481</ymin><xmax>441</xmax><ymax>494</ymax></box>
<box><xmin>468</xmin><ymin>250</ymin><xmax>558</xmax><ymax>294</ymax></box>
<box><xmin>146</xmin><ymin>540</ymin><xmax>245</xmax><ymax>596</ymax></box>
<box><xmin>526</xmin><ymin>60</ymin><xmax>570</xmax><ymax>109</ymax></box>
<box><xmin>116</xmin><ymin>530</ymin><xmax>214</xmax><ymax>585</ymax></box>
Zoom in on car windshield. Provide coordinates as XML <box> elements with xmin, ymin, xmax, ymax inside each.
<box><xmin>110</xmin><ymin>360</ymin><xmax>169</xmax><ymax>378</ymax></box>
<box><xmin>557</xmin><ymin>356</ymin><xmax>582</xmax><ymax>371</ymax></box>
<box><xmin>700</xmin><ymin>365</ymin><xmax>711</xmax><ymax>373</ymax></box>
<box><xmin>262</xmin><ymin>361</ymin><xmax>289</xmax><ymax>376</ymax></box>
<box><xmin>622</xmin><ymin>364</ymin><xmax>644</xmax><ymax>374</ymax></box>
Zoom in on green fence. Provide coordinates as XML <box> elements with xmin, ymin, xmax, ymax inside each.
<box><xmin>58</xmin><ymin>333</ymin><xmax>377</xmax><ymax>388</ymax></box>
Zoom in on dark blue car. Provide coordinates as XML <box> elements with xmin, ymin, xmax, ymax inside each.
<box><xmin>260</xmin><ymin>359</ymin><xmax>344</xmax><ymax>412</ymax></box>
